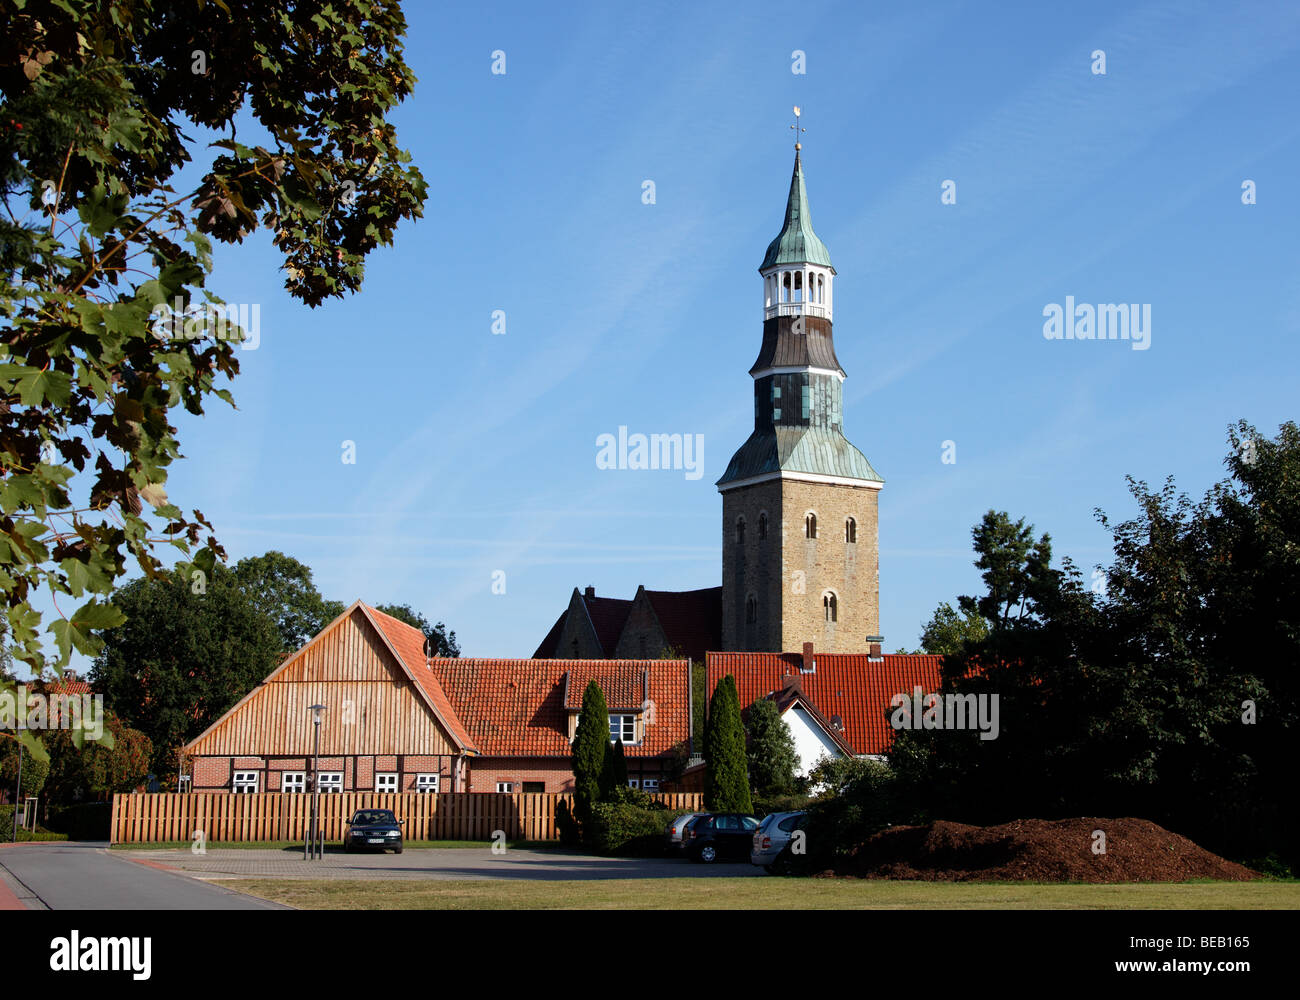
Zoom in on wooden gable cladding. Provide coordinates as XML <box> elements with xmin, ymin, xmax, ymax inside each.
<box><xmin>187</xmin><ymin>606</ymin><xmax>457</xmax><ymax>757</ymax></box>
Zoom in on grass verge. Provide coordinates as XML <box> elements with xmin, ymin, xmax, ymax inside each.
<box><xmin>223</xmin><ymin>877</ymin><xmax>1300</xmax><ymax>910</ymax></box>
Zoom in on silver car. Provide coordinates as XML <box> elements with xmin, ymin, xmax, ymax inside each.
<box><xmin>665</xmin><ymin>812</ymin><xmax>708</xmax><ymax>853</ymax></box>
<box><xmin>750</xmin><ymin>810</ymin><xmax>808</xmax><ymax>872</ymax></box>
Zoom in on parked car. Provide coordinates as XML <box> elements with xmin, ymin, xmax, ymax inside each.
<box><xmin>343</xmin><ymin>808</ymin><xmax>404</xmax><ymax>853</ymax></box>
<box><xmin>751</xmin><ymin>810</ymin><xmax>808</xmax><ymax>873</ymax></box>
<box><xmin>685</xmin><ymin>813</ymin><xmax>760</xmax><ymax>862</ymax></box>
<box><xmin>665</xmin><ymin>812</ymin><xmax>708</xmax><ymax>853</ymax></box>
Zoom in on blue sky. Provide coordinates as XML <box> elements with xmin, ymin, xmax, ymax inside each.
<box><xmin>39</xmin><ymin>0</ymin><xmax>1300</xmax><ymax>670</ymax></box>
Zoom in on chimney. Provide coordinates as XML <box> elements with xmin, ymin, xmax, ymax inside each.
<box><xmin>801</xmin><ymin>641</ymin><xmax>815</xmax><ymax>673</ymax></box>
<box><xmin>584</xmin><ymin>585</ymin><xmax>595</xmax><ymax>600</ymax></box>
<box><xmin>866</xmin><ymin>635</ymin><xmax>884</xmax><ymax>662</ymax></box>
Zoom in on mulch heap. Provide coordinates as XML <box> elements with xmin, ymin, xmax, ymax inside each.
<box><xmin>824</xmin><ymin>817</ymin><xmax>1259</xmax><ymax>883</ymax></box>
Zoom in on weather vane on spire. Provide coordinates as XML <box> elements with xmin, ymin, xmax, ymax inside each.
<box><xmin>790</xmin><ymin>106</ymin><xmax>805</xmax><ymax>151</ymax></box>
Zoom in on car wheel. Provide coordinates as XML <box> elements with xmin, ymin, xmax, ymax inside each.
<box><xmin>699</xmin><ymin>845</ymin><xmax>717</xmax><ymax>863</ymax></box>
<box><xmin>394</xmin><ymin>845</ymin><xmax>403</xmax><ymax>855</ymax></box>
<box><xmin>344</xmin><ymin>841</ymin><xmax>353</xmax><ymax>853</ymax></box>
<box><xmin>763</xmin><ymin>864</ymin><xmax>775</xmax><ymax>874</ymax></box>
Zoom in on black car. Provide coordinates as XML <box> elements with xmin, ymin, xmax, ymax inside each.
<box><xmin>343</xmin><ymin>809</ymin><xmax>404</xmax><ymax>853</ymax></box>
<box><xmin>684</xmin><ymin>813</ymin><xmax>760</xmax><ymax>863</ymax></box>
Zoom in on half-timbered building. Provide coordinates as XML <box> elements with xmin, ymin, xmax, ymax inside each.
<box><xmin>184</xmin><ymin>601</ymin><xmax>691</xmax><ymax>794</ymax></box>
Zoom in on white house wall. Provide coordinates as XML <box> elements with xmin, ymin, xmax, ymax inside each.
<box><xmin>785</xmin><ymin>705</ymin><xmax>844</xmax><ymax>777</ymax></box>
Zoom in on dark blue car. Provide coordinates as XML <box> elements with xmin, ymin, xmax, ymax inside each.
<box><xmin>343</xmin><ymin>808</ymin><xmax>404</xmax><ymax>854</ymax></box>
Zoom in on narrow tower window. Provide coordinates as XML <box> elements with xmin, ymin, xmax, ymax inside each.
<box><xmin>805</xmin><ymin>513</ymin><xmax>817</xmax><ymax>539</ymax></box>
<box><xmin>845</xmin><ymin>517</ymin><xmax>857</xmax><ymax>543</ymax></box>
<box><xmin>745</xmin><ymin>595</ymin><xmax>757</xmax><ymax>624</ymax></box>
<box><xmin>735</xmin><ymin>517</ymin><xmax>746</xmax><ymax>544</ymax></box>
<box><xmin>823</xmin><ymin>592</ymin><xmax>838</xmax><ymax>623</ymax></box>
<box><xmin>758</xmin><ymin>512</ymin><xmax>768</xmax><ymax>540</ymax></box>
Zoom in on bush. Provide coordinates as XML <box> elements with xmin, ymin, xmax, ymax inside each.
<box><xmin>46</xmin><ymin>802</ymin><xmax>112</xmax><ymax>841</ymax></box>
<box><xmin>0</xmin><ymin>804</ymin><xmax>68</xmax><ymax>842</ymax></box>
<box><xmin>586</xmin><ymin>802</ymin><xmax>670</xmax><ymax>857</ymax></box>
<box><xmin>752</xmin><ymin>793</ymin><xmax>813</xmax><ymax>818</ymax></box>
<box><xmin>795</xmin><ymin>758</ymin><xmax>908</xmax><ymax>874</ymax></box>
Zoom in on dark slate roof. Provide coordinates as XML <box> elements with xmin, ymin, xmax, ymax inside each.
<box><xmin>760</xmin><ymin>151</ymin><xmax>833</xmax><ymax>271</ymax></box>
<box><xmin>749</xmin><ymin>316</ymin><xmax>844</xmax><ymax>376</ymax></box>
<box><xmin>718</xmin><ymin>427</ymin><xmax>884</xmax><ymax>487</ymax></box>
<box><xmin>643</xmin><ymin>586</ymin><xmax>722</xmax><ymax>665</ymax></box>
<box><xmin>585</xmin><ymin>595</ymin><xmax>633</xmax><ymax>655</ymax></box>
<box><xmin>532</xmin><ymin>610</ymin><xmax>567</xmax><ymax>659</ymax></box>
<box><xmin>532</xmin><ymin>592</ymin><xmax>633</xmax><ymax>658</ymax></box>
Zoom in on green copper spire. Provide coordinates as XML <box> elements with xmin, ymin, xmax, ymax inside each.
<box><xmin>760</xmin><ymin>151</ymin><xmax>834</xmax><ymax>271</ymax></box>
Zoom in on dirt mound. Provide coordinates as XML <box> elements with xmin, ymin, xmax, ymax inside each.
<box><xmin>824</xmin><ymin>817</ymin><xmax>1259</xmax><ymax>883</ymax></box>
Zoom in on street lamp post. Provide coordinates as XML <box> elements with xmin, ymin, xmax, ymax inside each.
<box><xmin>11</xmin><ymin>741</ymin><xmax>21</xmax><ymax>843</ymax></box>
<box><xmin>305</xmin><ymin>704</ymin><xmax>327</xmax><ymax>861</ymax></box>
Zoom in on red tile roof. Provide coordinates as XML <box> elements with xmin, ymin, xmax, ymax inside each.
<box><xmin>643</xmin><ymin>587</ymin><xmax>721</xmax><ymax>664</ymax></box>
<box><xmin>429</xmin><ymin>657</ymin><xmax>689</xmax><ymax>757</ymax></box>
<box><xmin>707</xmin><ymin>652</ymin><xmax>945</xmax><ymax>756</ymax></box>
<box><xmin>362</xmin><ymin>604</ymin><xmax>477</xmax><ymax>753</ymax></box>
<box><xmin>561</xmin><ymin>665</ymin><xmax>648</xmax><ymax>711</ymax></box>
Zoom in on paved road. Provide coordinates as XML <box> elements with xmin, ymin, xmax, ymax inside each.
<box><xmin>0</xmin><ymin>842</ymin><xmax>286</xmax><ymax>910</ymax></box>
<box><xmin>113</xmin><ymin>844</ymin><xmax>769</xmax><ymax>882</ymax></box>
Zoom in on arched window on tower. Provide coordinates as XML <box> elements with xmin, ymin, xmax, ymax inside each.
<box><xmin>805</xmin><ymin>512</ymin><xmax>817</xmax><ymax>539</ymax></box>
<box><xmin>758</xmin><ymin>512</ymin><xmax>768</xmax><ymax>540</ymax></box>
<box><xmin>735</xmin><ymin>517</ymin><xmax>746</xmax><ymax>544</ymax></box>
<box><xmin>782</xmin><ymin>272</ymin><xmax>791</xmax><ymax>303</ymax></box>
<box><xmin>823</xmin><ymin>591</ymin><xmax>838</xmax><ymax>623</ymax></box>
<box><xmin>845</xmin><ymin>517</ymin><xmax>857</xmax><ymax>544</ymax></box>
<box><xmin>818</xmin><ymin>274</ymin><xmax>825</xmax><ymax>304</ymax></box>
<box><xmin>793</xmin><ymin>270</ymin><xmax>802</xmax><ymax>303</ymax></box>
<box><xmin>745</xmin><ymin>594</ymin><xmax>757</xmax><ymax>624</ymax></box>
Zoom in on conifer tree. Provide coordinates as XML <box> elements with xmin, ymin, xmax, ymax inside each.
<box><xmin>571</xmin><ymin>680</ymin><xmax>610</xmax><ymax>824</ymax></box>
<box><xmin>705</xmin><ymin>675</ymin><xmax>753</xmax><ymax>813</ymax></box>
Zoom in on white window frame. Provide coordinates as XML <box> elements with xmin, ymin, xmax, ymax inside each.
<box><xmin>627</xmin><ymin>779</ymin><xmax>639</xmax><ymax>789</ymax></box>
<box><xmin>282</xmin><ymin>771</ymin><xmax>306</xmax><ymax>793</ymax></box>
<box><xmin>496</xmin><ymin>781</ymin><xmax>514</xmax><ymax>793</ymax></box>
<box><xmin>641</xmin><ymin>778</ymin><xmax>660</xmax><ymax>792</ymax></box>
<box><xmin>376</xmin><ymin>772</ymin><xmax>398</xmax><ymax>793</ymax></box>
<box><xmin>233</xmin><ymin>771</ymin><xmax>259</xmax><ymax>793</ymax></box>
<box><xmin>608</xmin><ymin>714</ymin><xmax>635</xmax><ymax>744</ymax></box>
<box><xmin>317</xmin><ymin>772</ymin><xmax>343</xmax><ymax>793</ymax></box>
<box><xmin>415</xmin><ymin>773</ymin><xmax>439</xmax><ymax>793</ymax></box>
<box><xmin>178</xmin><ymin>775</ymin><xmax>192</xmax><ymax>793</ymax></box>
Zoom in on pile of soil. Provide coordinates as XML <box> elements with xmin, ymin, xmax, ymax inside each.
<box><xmin>823</xmin><ymin>817</ymin><xmax>1259</xmax><ymax>883</ymax></box>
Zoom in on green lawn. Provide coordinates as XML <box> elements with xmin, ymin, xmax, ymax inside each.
<box><xmin>224</xmin><ymin>877</ymin><xmax>1300</xmax><ymax>910</ymax></box>
<box><xmin>111</xmin><ymin>839</ymin><xmax>559</xmax><ymax>852</ymax></box>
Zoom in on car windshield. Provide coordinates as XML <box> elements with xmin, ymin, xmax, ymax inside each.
<box><xmin>352</xmin><ymin>811</ymin><xmax>395</xmax><ymax>825</ymax></box>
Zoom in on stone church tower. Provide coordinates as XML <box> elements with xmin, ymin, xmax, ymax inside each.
<box><xmin>718</xmin><ymin>145</ymin><xmax>884</xmax><ymax>653</ymax></box>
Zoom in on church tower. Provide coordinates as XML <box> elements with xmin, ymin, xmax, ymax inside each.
<box><xmin>718</xmin><ymin>137</ymin><xmax>884</xmax><ymax>653</ymax></box>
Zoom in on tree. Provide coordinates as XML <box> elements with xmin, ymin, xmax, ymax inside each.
<box><xmin>234</xmin><ymin>551</ymin><xmax>345</xmax><ymax>653</ymax></box>
<box><xmin>918</xmin><ymin>601</ymin><xmax>990</xmax><ymax>655</ymax></box>
<box><xmin>0</xmin><ymin>733</ymin><xmax>49</xmax><ymax>799</ymax></box>
<box><xmin>957</xmin><ymin>511</ymin><xmax>1060</xmax><ymax>627</ymax></box>
<box><xmin>43</xmin><ymin>711</ymin><xmax>152</xmax><ymax>803</ymax></box>
<box><xmin>90</xmin><ymin>562</ymin><xmax>283</xmax><ymax>774</ymax></box>
<box><xmin>570</xmin><ymin>680</ymin><xmax>609</xmax><ymax>827</ymax></box>
<box><xmin>891</xmin><ymin>423</ymin><xmax>1300</xmax><ymax>867</ymax></box>
<box><xmin>0</xmin><ymin>1</ymin><xmax>427</xmax><ymax>686</ymax></box>
<box><xmin>704</xmin><ymin>675</ymin><xmax>752</xmax><ymax>813</ymax></box>
<box><xmin>602</xmin><ymin>738</ymin><xmax>629</xmax><ymax>794</ymax></box>
<box><xmin>743</xmin><ymin>697</ymin><xmax>797</xmax><ymax>797</ymax></box>
<box><xmin>374</xmin><ymin>603</ymin><xmax>459</xmax><ymax>657</ymax></box>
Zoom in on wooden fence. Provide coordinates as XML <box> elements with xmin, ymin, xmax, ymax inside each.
<box><xmin>109</xmin><ymin>791</ymin><xmax>704</xmax><ymax>844</ymax></box>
